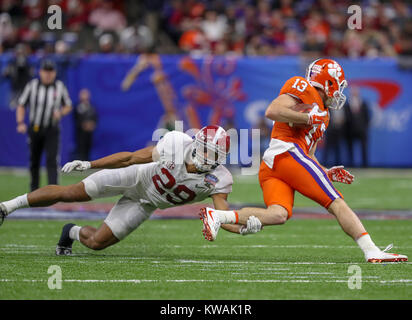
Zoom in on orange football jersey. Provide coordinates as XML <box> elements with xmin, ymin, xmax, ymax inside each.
<box><xmin>270</xmin><ymin>76</ymin><xmax>329</xmax><ymax>154</ymax></box>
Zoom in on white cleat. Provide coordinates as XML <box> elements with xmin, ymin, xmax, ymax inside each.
<box><xmin>366</xmin><ymin>244</ymin><xmax>408</xmax><ymax>263</ymax></box>
<box><xmin>199</xmin><ymin>207</ymin><xmax>221</xmax><ymax>241</ymax></box>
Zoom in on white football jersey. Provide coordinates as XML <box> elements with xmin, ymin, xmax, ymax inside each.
<box><xmin>130</xmin><ymin>131</ymin><xmax>233</xmax><ymax>209</ymax></box>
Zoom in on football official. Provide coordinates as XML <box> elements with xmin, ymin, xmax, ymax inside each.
<box><xmin>16</xmin><ymin>59</ymin><xmax>72</xmax><ymax>191</ymax></box>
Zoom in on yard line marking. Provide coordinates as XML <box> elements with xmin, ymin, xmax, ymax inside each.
<box><xmin>1</xmin><ymin>279</ymin><xmax>411</xmax><ymax>284</ymax></box>
<box><xmin>176</xmin><ymin>259</ymin><xmax>412</xmax><ymax>265</ymax></box>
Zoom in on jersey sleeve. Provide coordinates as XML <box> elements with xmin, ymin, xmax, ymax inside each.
<box><xmin>18</xmin><ymin>79</ymin><xmax>34</xmax><ymax>107</ymax></box>
<box><xmin>210</xmin><ymin>165</ymin><xmax>233</xmax><ymax>195</ymax></box>
<box><xmin>279</xmin><ymin>76</ymin><xmax>314</xmax><ymax>105</ymax></box>
<box><xmin>155</xmin><ymin>131</ymin><xmax>193</xmax><ymax>166</ymax></box>
<box><xmin>60</xmin><ymin>81</ymin><xmax>72</xmax><ymax>106</ymax></box>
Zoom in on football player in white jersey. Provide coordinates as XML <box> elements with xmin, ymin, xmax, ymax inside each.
<box><xmin>0</xmin><ymin>125</ymin><xmax>262</xmax><ymax>255</ymax></box>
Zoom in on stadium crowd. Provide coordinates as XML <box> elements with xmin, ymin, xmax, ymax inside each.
<box><xmin>0</xmin><ymin>0</ymin><xmax>411</xmax><ymax>58</ymax></box>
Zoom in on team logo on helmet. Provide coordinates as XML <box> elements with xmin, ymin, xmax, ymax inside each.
<box><xmin>327</xmin><ymin>62</ymin><xmax>343</xmax><ymax>79</ymax></box>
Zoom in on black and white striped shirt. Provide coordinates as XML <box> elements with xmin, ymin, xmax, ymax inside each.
<box><xmin>18</xmin><ymin>78</ymin><xmax>72</xmax><ymax>130</ymax></box>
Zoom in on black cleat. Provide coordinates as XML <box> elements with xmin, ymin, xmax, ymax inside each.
<box><xmin>55</xmin><ymin>245</ymin><xmax>73</xmax><ymax>256</ymax></box>
<box><xmin>0</xmin><ymin>203</ymin><xmax>7</xmax><ymax>227</ymax></box>
<box><xmin>56</xmin><ymin>223</ymin><xmax>76</xmax><ymax>256</ymax></box>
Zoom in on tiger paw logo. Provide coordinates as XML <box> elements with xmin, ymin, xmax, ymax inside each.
<box><xmin>327</xmin><ymin>63</ymin><xmax>342</xmax><ymax>78</ymax></box>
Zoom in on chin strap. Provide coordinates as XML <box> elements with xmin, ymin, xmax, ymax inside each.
<box><xmin>191</xmin><ymin>148</ymin><xmax>217</xmax><ymax>173</ymax></box>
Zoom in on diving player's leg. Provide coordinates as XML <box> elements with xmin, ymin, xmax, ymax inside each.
<box><xmin>56</xmin><ymin>221</ymin><xmax>119</xmax><ymax>255</ymax></box>
<box><xmin>57</xmin><ymin>196</ymin><xmax>154</xmax><ymax>255</ymax></box>
<box><xmin>2</xmin><ymin>165</ymin><xmax>137</xmax><ymax>217</ymax></box>
<box><xmin>78</xmin><ymin>223</ymin><xmax>119</xmax><ymax>250</ymax></box>
<box><xmin>56</xmin><ymin>166</ymin><xmax>144</xmax><ymax>255</ymax></box>
<box><xmin>1</xmin><ymin>182</ymin><xmax>90</xmax><ymax>226</ymax></box>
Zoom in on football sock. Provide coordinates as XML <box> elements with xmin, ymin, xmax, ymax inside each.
<box><xmin>2</xmin><ymin>194</ymin><xmax>29</xmax><ymax>215</ymax></box>
<box><xmin>356</xmin><ymin>233</ymin><xmax>380</xmax><ymax>253</ymax></box>
<box><xmin>69</xmin><ymin>226</ymin><xmax>81</xmax><ymax>241</ymax></box>
<box><xmin>211</xmin><ymin>209</ymin><xmax>239</xmax><ymax>224</ymax></box>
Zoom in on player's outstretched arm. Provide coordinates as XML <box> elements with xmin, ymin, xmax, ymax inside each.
<box><xmin>90</xmin><ymin>145</ymin><xmax>156</xmax><ymax>169</ymax></box>
<box><xmin>62</xmin><ymin>146</ymin><xmax>156</xmax><ymax>173</ymax></box>
<box><xmin>211</xmin><ymin>193</ymin><xmax>262</xmax><ymax>235</ymax></box>
<box><xmin>265</xmin><ymin>94</ymin><xmax>310</xmax><ymax>124</ymax></box>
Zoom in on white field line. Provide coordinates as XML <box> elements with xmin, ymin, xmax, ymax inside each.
<box><xmin>1</xmin><ymin>249</ymin><xmax>410</xmax><ymax>265</ymax></box>
<box><xmin>4</xmin><ymin>244</ymin><xmax>412</xmax><ymax>250</ymax></box>
<box><xmin>175</xmin><ymin>259</ymin><xmax>412</xmax><ymax>265</ymax></box>
<box><xmin>1</xmin><ymin>278</ymin><xmax>411</xmax><ymax>284</ymax></box>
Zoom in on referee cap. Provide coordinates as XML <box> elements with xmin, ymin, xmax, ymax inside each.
<box><xmin>40</xmin><ymin>59</ymin><xmax>56</xmax><ymax>71</ymax></box>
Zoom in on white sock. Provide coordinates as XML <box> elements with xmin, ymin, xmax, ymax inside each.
<box><xmin>356</xmin><ymin>233</ymin><xmax>380</xmax><ymax>254</ymax></box>
<box><xmin>2</xmin><ymin>194</ymin><xmax>29</xmax><ymax>215</ymax></box>
<box><xmin>69</xmin><ymin>226</ymin><xmax>81</xmax><ymax>241</ymax></box>
<box><xmin>212</xmin><ymin>209</ymin><xmax>239</xmax><ymax>224</ymax></box>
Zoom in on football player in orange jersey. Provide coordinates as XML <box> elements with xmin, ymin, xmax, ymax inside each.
<box><xmin>200</xmin><ymin>58</ymin><xmax>408</xmax><ymax>263</ymax></box>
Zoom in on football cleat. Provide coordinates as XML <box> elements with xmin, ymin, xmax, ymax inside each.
<box><xmin>0</xmin><ymin>203</ymin><xmax>7</xmax><ymax>227</ymax></box>
<box><xmin>56</xmin><ymin>223</ymin><xmax>76</xmax><ymax>256</ymax></box>
<box><xmin>366</xmin><ymin>244</ymin><xmax>408</xmax><ymax>263</ymax></box>
<box><xmin>55</xmin><ymin>245</ymin><xmax>72</xmax><ymax>256</ymax></box>
<box><xmin>199</xmin><ymin>207</ymin><xmax>221</xmax><ymax>241</ymax></box>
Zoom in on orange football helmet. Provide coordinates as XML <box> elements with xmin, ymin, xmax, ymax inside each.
<box><xmin>305</xmin><ymin>58</ymin><xmax>348</xmax><ymax>110</ymax></box>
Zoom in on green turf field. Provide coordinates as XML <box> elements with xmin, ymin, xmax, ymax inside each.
<box><xmin>0</xmin><ymin>219</ymin><xmax>411</xmax><ymax>300</ymax></box>
<box><xmin>0</xmin><ymin>169</ymin><xmax>411</xmax><ymax>300</ymax></box>
<box><xmin>1</xmin><ymin>168</ymin><xmax>412</xmax><ymax>210</ymax></box>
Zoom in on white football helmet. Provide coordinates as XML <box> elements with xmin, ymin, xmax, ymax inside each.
<box><xmin>191</xmin><ymin>125</ymin><xmax>230</xmax><ymax>172</ymax></box>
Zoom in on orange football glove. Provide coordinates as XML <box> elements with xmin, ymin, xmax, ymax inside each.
<box><xmin>326</xmin><ymin>166</ymin><xmax>354</xmax><ymax>184</ymax></box>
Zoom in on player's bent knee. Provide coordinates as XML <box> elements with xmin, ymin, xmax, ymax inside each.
<box><xmin>265</xmin><ymin>205</ymin><xmax>288</xmax><ymax>225</ymax></box>
<box><xmin>60</xmin><ymin>183</ymin><xmax>90</xmax><ymax>202</ymax></box>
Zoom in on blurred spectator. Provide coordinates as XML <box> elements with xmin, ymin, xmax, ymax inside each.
<box><xmin>119</xmin><ymin>23</ymin><xmax>154</xmax><ymax>53</ymax></box>
<box><xmin>51</xmin><ymin>40</ymin><xmax>74</xmax><ymax>82</ymax></box>
<box><xmin>74</xmin><ymin>89</ymin><xmax>98</xmax><ymax>161</ymax></box>
<box><xmin>64</xmin><ymin>0</ymin><xmax>90</xmax><ymax>32</ymax></box>
<box><xmin>322</xmin><ymin>107</ymin><xmax>346</xmax><ymax>167</ymax></box>
<box><xmin>179</xmin><ymin>18</ymin><xmax>208</xmax><ymax>54</ymax></box>
<box><xmin>2</xmin><ymin>43</ymin><xmax>34</xmax><ymax>108</ymax></box>
<box><xmin>344</xmin><ymin>86</ymin><xmax>371</xmax><ymax>168</ymax></box>
<box><xmin>0</xmin><ymin>0</ymin><xmax>23</xmax><ymax>17</ymax></box>
<box><xmin>22</xmin><ymin>0</ymin><xmax>45</xmax><ymax>20</ymax></box>
<box><xmin>20</xmin><ymin>21</ymin><xmax>44</xmax><ymax>52</ymax></box>
<box><xmin>201</xmin><ymin>10</ymin><xmax>228</xmax><ymax>45</ymax></box>
<box><xmin>89</xmin><ymin>0</ymin><xmax>127</xmax><ymax>35</ymax></box>
<box><xmin>0</xmin><ymin>0</ymin><xmax>410</xmax><ymax>57</ymax></box>
<box><xmin>99</xmin><ymin>33</ymin><xmax>114</xmax><ymax>53</ymax></box>
<box><xmin>0</xmin><ymin>12</ymin><xmax>17</xmax><ymax>50</ymax></box>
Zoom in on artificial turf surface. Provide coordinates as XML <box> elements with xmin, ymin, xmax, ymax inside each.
<box><xmin>1</xmin><ymin>168</ymin><xmax>412</xmax><ymax>210</ymax></box>
<box><xmin>0</xmin><ymin>219</ymin><xmax>411</xmax><ymax>300</ymax></box>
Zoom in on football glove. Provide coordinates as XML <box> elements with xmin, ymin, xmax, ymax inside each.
<box><xmin>307</xmin><ymin>104</ymin><xmax>328</xmax><ymax>126</ymax></box>
<box><xmin>239</xmin><ymin>216</ymin><xmax>263</xmax><ymax>235</ymax></box>
<box><xmin>326</xmin><ymin>165</ymin><xmax>354</xmax><ymax>184</ymax></box>
<box><xmin>62</xmin><ymin>160</ymin><xmax>91</xmax><ymax>173</ymax></box>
